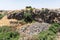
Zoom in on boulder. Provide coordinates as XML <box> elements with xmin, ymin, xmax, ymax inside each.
<box><xmin>7</xmin><ymin>12</ymin><xmax>24</xmax><ymax>20</ymax></box>
<box><xmin>15</xmin><ymin>12</ymin><xmax>24</xmax><ymax>20</ymax></box>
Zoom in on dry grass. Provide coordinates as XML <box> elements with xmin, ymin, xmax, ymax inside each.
<box><xmin>0</xmin><ymin>15</ymin><xmax>10</xmax><ymax>26</ymax></box>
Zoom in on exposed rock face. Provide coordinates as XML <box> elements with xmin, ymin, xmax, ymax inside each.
<box><xmin>7</xmin><ymin>12</ymin><xmax>24</xmax><ymax>20</ymax></box>
<box><xmin>33</xmin><ymin>9</ymin><xmax>40</xmax><ymax>15</ymax></box>
<box><xmin>19</xmin><ymin>22</ymin><xmax>50</xmax><ymax>36</ymax></box>
<box><xmin>15</xmin><ymin>12</ymin><xmax>24</xmax><ymax>20</ymax></box>
<box><xmin>18</xmin><ymin>22</ymin><xmax>50</xmax><ymax>40</ymax></box>
<box><xmin>33</xmin><ymin>9</ymin><xmax>60</xmax><ymax>24</ymax></box>
<box><xmin>7</xmin><ymin>14</ymin><xmax>13</xmax><ymax>19</ymax></box>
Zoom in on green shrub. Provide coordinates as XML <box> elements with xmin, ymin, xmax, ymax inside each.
<box><xmin>38</xmin><ymin>23</ymin><xmax>60</xmax><ymax>40</ymax></box>
<box><xmin>0</xmin><ymin>26</ymin><xmax>19</xmax><ymax>40</ymax></box>
<box><xmin>0</xmin><ymin>14</ymin><xmax>4</xmax><ymax>19</ymax></box>
<box><xmin>24</xmin><ymin>13</ymin><xmax>33</xmax><ymax>23</ymax></box>
<box><xmin>49</xmin><ymin>23</ymin><xmax>60</xmax><ymax>34</ymax></box>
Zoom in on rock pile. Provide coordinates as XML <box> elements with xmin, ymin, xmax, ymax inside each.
<box><xmin>7</xmin><ymin>7</ymin><xmax>60</xmax><ymax>24</ymax></box>
<box><xmin>19</xmin><ymin>22</ymin><xmax>50</xmax><ymax>36</ymax></box>
<box><xmin>18</xmin><ymin>22</ymin><xmax>50</xmax><ymax>40</ymax></box>
<box><xmin>33</xmin><ymin>8</ymin><xmax>60</xmax><ymax>23</ymax></box>
<box><xmin>7</xmin><ymin>11</ymin><xmax>24</xmax><ymax>20</ymax></box>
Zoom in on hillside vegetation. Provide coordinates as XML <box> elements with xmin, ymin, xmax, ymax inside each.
<box><xmin>0</xmin><ymin>26</ymin><xmax>19</xmax><ymax>40</ymax></box>
<box><xmin>0</xmin><ymin>6</ymin><xmax>60</xmax><ymax>40</ymax></box>
<box><xmin>38</xmin><ymin>23</ymin><xmax>60</xmax><ymax>40</ymax></box>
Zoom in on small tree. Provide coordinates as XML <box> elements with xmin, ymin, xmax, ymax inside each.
<box><xmin>24</xmin><ymin>12</ymin><xmax>33</xmax><ymax>23</ymax></box>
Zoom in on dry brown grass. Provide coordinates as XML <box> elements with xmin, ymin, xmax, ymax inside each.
<box><xmin>0</xmin><ymin>15</ymin><xmax>10</xmax><ymax>26</ymax></box>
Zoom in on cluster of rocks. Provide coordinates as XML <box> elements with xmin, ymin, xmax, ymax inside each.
<box><xmin>33</xmin><ymin>8</ymin><xmax>60</xmax><ymax>23</ymax></box>
<box><xmin>18</xmin><ymin>22</ymin><xmax>50</xmax><ymax>36</ymax></box>
<box><xmin>7</xmin><ymin>11</ymin><xmax>24</xmax><ymax>20</ymax></box>
<box><xmin>7</xmin><ymin>7</ymin><xmax>60</xmax><ymax>24</ymax></box>
<box><xmin>18</xmin><ymin>22</ymin><xmax>50</xmax><ymax>40</ymax></box>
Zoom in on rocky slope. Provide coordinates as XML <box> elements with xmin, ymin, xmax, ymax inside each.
<box><xmin>7</xmin><ymin>7</ymin><xmax>60</xmax><ymax>24</ymax></box>
<box><xmin>0</xmin><ymin>7</ymin><xmax>60</xmax><ymax>40</ymax></box>
<box><xmin>18</xmin><ymin>22</ymin><xmax>50</xmax><ymax>40</ymax></box>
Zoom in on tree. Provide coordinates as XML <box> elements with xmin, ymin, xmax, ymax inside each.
<box><xmin>24</xmin><ymin>12</ymin><xmax>33</xmax><ymax>23</ymax></box>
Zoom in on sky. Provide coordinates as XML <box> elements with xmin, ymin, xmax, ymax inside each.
<box><xmin>0</xmin><ymin>0</ymin><xmax>60</xmax><ymax>10</ymax></box>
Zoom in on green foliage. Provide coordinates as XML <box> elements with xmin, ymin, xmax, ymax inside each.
<box><xmin>38</xmin><ymin>31</ymin><xmax>56</xmax><ymax>40</ymax></box>
<box><xmin>23</xmin><ymin>6</ymin><xmax>34</xmax><ymax>23</ymax></box>
<box><xmin>49</xmin><ymin>23</ymin><xmax>60</xmax><ymax>34</ymax></box>
<box><xmin>26</xmin><ymin>6</ymin><xmax>32</xmax><ymax>8</ymax></box>
<box><xmin>0</xmin><ymin>26</ymin><xmax>19</xmax><ymax>40</ymax></box>
<box><xmin>38</xmin><ymin>23</ymin><xmax>60</xmax><ymax>40</ymax></box>
<box><xmin>24</xmin><ymin>12</ymin><xmax>33</xmax><ymax>23</ymax></box>
<box><xmin>0</xmin><ymin>14</ymin><xmax>4</xmax><ymax>19</ymax></box>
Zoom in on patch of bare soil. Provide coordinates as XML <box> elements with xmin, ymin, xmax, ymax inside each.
<box><xmin>0</xmin><ymin>15</ymin><xmax>10</xmax><ymax>26</ymax></box>
<box><xmin>0</xmin><ymin>15</ymin><xmax>21</xmax><ymax>26</ymax></box>
<box><xmin>56</xmin><ymin>32</ymin><xmax>60</xmax><ymax>40</ymax></box>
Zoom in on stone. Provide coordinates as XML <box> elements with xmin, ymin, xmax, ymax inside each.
<box><xmin>19</xmin><ymin>22</ymin><xmax>50</xmax><ymax>36</ymax></box>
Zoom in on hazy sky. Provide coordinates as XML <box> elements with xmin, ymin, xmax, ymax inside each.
<box><xmin>0</xmin><ymin>0</ymin><xmax>60</xmax><ymax>10</ymax></box>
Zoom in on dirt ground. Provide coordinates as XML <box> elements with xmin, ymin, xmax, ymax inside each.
<box><xmin>0</xmin><ymin>15</ymin><xmax>10</xmax><ymax>26</ymax></box>
<box><xmin>0</xmin><ymin>15</ymin><xmax>18</xmax><ymax>26</ymax></box>
<box><xmin>56</xmin><ymin>32</ymin><xmax>60</xmax><ymax>40</ymax></box>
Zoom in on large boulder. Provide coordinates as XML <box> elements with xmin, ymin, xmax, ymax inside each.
<box><xmin>15</xmin><ymin>12</ymin><xmax>24</xmax><ymax>20</ymax></box>
<box><xmin>7</xmin><ymin>11</ymin><xmax>24</xmax><ymax>20</ymax></box>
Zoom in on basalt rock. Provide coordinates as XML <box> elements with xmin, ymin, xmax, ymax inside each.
<box><xmin>7</xmin><ymin>11</ymin><xmax>24</xmax><ymax>20</ymax></box>
<box><xmin>7</xmin><ymin>8</ymin><xmax>60</xmax><ymax>24</ymax></box>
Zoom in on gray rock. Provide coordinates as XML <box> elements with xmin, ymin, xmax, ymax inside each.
<box><xmin>19</xmin><ymin>22</ymin><xmax>50</xmax><ymax>36</ymax></box>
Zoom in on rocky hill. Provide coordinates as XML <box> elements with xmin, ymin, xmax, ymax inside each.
<box><xmin>6</xmin><ymin>7</ymin><xmax>60</xmax><ymax>24</ymax></box>
<box><xmin>0</xmin><ymin>7</ymin><xmax>60</xmax><ymax>40</ymax></box>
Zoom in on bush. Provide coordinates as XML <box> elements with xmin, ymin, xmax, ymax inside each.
<box><xmin>38</xmin><ymin>23</ymin><xmax>60</xmax><ymax>40</ymax></box>
<box><xmin>0</xmin><ymin>14</ymin><xmax>4</xmax><ymax>19</ymax></box>
<box><xmin>24</xmin><ymin>13</ymin><xmax>33</xmax><ymax>23</ymax></box>
<box><xmin>49</xmin><ymin>23</ymin><xmax>60</xmax><ymax>34</ymax></box>
<box><xmin>0</xmin><ymin>26</ymin><xmax>19</xmax><ymax>40</ymax></box>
